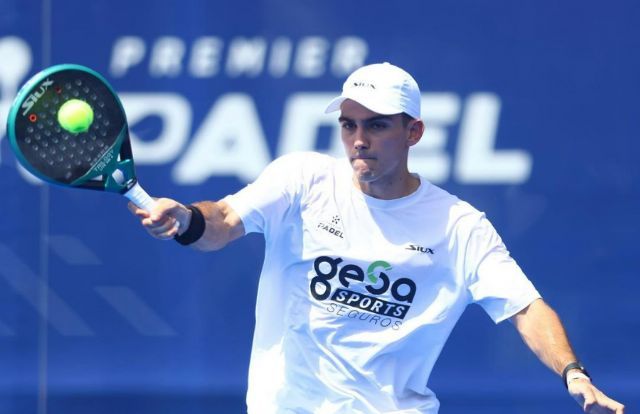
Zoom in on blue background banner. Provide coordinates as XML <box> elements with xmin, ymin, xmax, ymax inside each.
<box><xmin>0</xmin><ymin>1</ymin><xmax>638</xmax><ymax>413</ymax></box>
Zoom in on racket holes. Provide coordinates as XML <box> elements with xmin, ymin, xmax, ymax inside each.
<box><xmin>96</xmin><ymin>112</ymin><xmax>103</xmax><ymax>119</ymax></box>
<box><xmin>60</xmin><ymin>145</ymin><xmax>67</xmax><ymax>151</ymax></box>
<box><xmin>25</xmin><ymin>137</ymin><xmax>31</xmax><ymax>144</ymax></box>
<box><xmin>90</xmin><ymin>134</ymin><xmax>97</xmax><ymax>140</ymax></box>
<box><xmin>29</xmin><ymin>114</ymin><xmax>37</xmax><ymax>123</ymax></box>
<box><xmin>52</xmin><ymin>137</ymin><xmax>59</xmax><ymax>144</ymax></box>
<box><xmin>75</xmin><ymin>79</ymin><xmax>82</xmax><ymax>86</ymax></box>
<box><xmin>90</xmin><ymin>94</ymin><xmax>97</xmax><ymax>101</ymax></box>
<box><xmin>46</xmin><ymin>120</ymin><xmax>54</xmax><ymax>127</ymax></box>
<box><xmin>97</xmin><ymin>141</ymin><xmax>104</xmax><ymax>148</ymax></box>
<box><xmin>72</xmin><ymin>90</ymin><xmax>80</xmax><ymax>97</ymax></box>
<box><xmin>53</xmin><ymin>98</ymin><xmax>60</xmax><ymax>104</ymax></box>
<box><xmin>78</xmin><ymin>149</ymin><xmax>84</xmax><ymax>155</ymax></box>
<box><xmin>35</xmin><ymin>134</ymin><xmax>41</xmax><ymax>141</ymax></box>
<box><xmin>57</xmin><ymin>156</ymin><xmax>63</xmax><ymax>162</ymax></box>
<box><xmin>83</xmin><ymin>87</ymin><xmax>90</xmax><ymax>93</ymax></box>
<box><xmin>33</xmin><ymin>145</ymin><xmax>39</xmax><ymax>151</ymax></box>
<box><xmin>44</xmin><ymin>130</ymin><xmax>51</xmax><ymax>137</ymax></box>
<box><xmin>47</xmin><ymin>160</ymin><xmax>54</xmax><ymax>166</ymax></box>
<box><xmin>87</xmin><ymin>144</ymin><xmax>94</xmax><ymax>151</ymax></box>
<box><xmin>100</xmin><ymin>130</ymin><xmax>107</xmax><ymax>137</ymax></box>
<box><xmin>65</xmin><ymin>172</ymin><xmax>72</xmax><ymax>180</ymax></box>
<box><xmin>84</xmin><ymin>156</ymin><xmax>92</xmax><ymax>162</ymax></box>
<box><xmin>74</xmin><ymin>160</ymin><xmax>82</xmax><ymax>166</ymax></box>
<box><xmin>98</xmin><ymin>101</ymin><xmax>105</xmax><ymax>108</ymax></box>
<box><xmin>69</xmin><ymin>141</ymin><xmax>76</xmax><ymax>148</ymax></box>
<box><xmin>27</xmin><ymin>126</ymin><xmax>34</xmax><ymax>133</ymax></box>
<box><xmin>54</xmin><ymin>127</ymin><xmax>61</xmax><ymax>134</ymax></box>
<box><xmin>37</xmin><ymin>123</ymin><xmax>44</xmax><ymax>130</ymax></box>
<box><xmin>42</xmin><ymin>141</ymin><xmax>49</xmax><ymax>147</ymax></box>
<box><xmin>65</xmin><ymin>83</ymin><xmax>71</xmax><ymax>89</ymax></box>
<box><xmin>102</xmin><ymin>119</ymin><xmax>110</xmax><ymax>126</ymax></box>
<box><xmin>55</xmin><ymin>86</ymin><xmax>62</xmax><ymax>94</ymax></box>
<box><xmin>40</xmin><ymin>113</ymin><xmax>47</xmax><ymax>120</ymax></box>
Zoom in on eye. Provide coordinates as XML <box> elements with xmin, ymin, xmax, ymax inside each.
<box><xmin>341</xmin><ymin>121</ymin><xmax>356</xmax><ymax>130</ymax></box>
<box><xmin>370</xmin><ymin>121</ymin><xmax>387</xmax><ymax>130</ymax></box>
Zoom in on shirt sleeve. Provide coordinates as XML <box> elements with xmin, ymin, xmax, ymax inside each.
<box><xmin>464</xmin><ymin>214</ymin><xmax>541</xmax><ymax>323</ymax></box>
<box><xmin>222</xmin><ymin>152</ymin><xmax>307</xmax><ymax>235</ymax></box>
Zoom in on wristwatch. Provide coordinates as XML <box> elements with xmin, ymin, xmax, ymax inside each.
<box><xmin>562</xmin><ymin>361</ymin><xmax>591</xmax><ymax>388</ymax></box>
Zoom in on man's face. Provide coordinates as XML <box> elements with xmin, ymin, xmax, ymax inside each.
<box><xmin>339</xmin><ymin>99</ymin><xmax>422</xmax><ymax>186</ymax></box>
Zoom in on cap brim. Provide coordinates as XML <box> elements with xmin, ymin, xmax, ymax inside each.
<box><xmin>324</xmin><ymin>96</ymin><xmax>347</xmax><ymax>114</ymax></box>
<box><xmin>324</xmin><ymin>90</ymin><xmax>404</xmax><ymax>116</ymax></box>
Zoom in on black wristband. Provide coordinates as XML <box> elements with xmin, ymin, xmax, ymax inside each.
<box><xmin>562</xmin><ymin>361</ymin><xmax>590</xmax><ymax>388</ymax></box>
<box><xmin>174</xmin><ymin>205</ymin><xmax>205</xmax><ymax>245</ymax></box>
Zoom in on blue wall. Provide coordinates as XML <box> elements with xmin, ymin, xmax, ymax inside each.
<box><xmin>0</xmin><ymin>1</ymin><xmax>638</xmax><ymax>413</ymax></box>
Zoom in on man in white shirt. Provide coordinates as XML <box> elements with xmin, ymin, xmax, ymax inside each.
<box><xmin>130</xmin><ymin>62</ymin><xmax>624</xmax><ymax>414</ymax></box>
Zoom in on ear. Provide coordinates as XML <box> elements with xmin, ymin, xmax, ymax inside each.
<box><xmin>406</xmin><ymin>119</ymin><xmax>425</xmax><ymax>148</ymax></box>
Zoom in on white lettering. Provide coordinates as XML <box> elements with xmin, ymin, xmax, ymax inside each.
<box><xmin>226</xmin><ymin>38</ymin><xmax>267</xmax><ymax>77</ymax></box>
<box><xmin>0</xmin><ymin>36</ymin><xmax>32</xmax><ymax>164</ymax></box>
<box><xmin>331</xmin><ymin>37</ymin><xmax>368</xmax><ymax>76</ymax></box>
<box><xmin>108</xmin><ymin>36</ymin><xmax>370</xmax><ymax>79</ymax></box>
<box><xmin>110</xmin><ymin>36</ymin><xmax>146</xmax><ymax>77</ymax></box>
<box><xmin>189</xmin><ymin>36</ymin><xmax>223</xmax><ymax>78</ymax></box>
<box><xmin>408</xmin><ymin>94</ymin><xmax>461</xmax><ymax>183</ymax></box>
<box><xmin>268</xmin><ymin>37</ymin><xmax>292</xmax><ymax>78</ymax></box>
<box><xmin>121</xmin><ymin>93</ymin><xmax>191</xmax><ymax>163</ymax></box>
<box><xmin>150</xmin><ymin>37</ymin><xmax>186</xmax><ymax>77</ymax></box>
<box><xmin>278</xmin><ymin>93</ymin><xmax>342</xmax><ymax>157</ymax></box>
<box><xmin>173</xmin><ymin>94</ymin><xmax>270</xmax><ymax>183</ymax></box>
<box><xmin>294</xmin><ymin>37</ymin><xmax>330</xmax><ymax>78</ymax></box>
<box><xmin>455</xmin><ymin>94</ymin><xmax>532</xmax><ymax>183</ymax></box>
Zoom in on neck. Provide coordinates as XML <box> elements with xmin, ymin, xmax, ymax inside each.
<box><xmin>353</xmin><ymin>172</ymin><xmax>420</xmax><ymax>200</ymax></box>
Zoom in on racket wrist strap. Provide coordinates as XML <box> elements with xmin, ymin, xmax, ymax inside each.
<box><xmin>175</xmin><ymin>205</ymin><xmax>205</xmax><ymax>246</ymax></box>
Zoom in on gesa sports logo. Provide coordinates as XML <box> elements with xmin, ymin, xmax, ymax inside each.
<box><xmin>310</xmin><ymin>256</ymin><xmax>416</xmax><ymax>320</ymax></box>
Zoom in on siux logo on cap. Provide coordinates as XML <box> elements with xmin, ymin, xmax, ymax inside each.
<box><xmin>352</xmin><ymin>81</ymin><xmax>375</xmax><ymax>89</ymax></box>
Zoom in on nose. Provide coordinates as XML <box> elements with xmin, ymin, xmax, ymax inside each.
<box><xmin>353</xmin><ymin>127</ymin><xmax>370</xmax><ymax>150</ymax></box>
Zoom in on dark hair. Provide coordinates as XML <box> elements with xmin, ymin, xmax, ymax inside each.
<box><xmin>401</xmin><ymin>113</ymin><xmax>416</xmax><ymax>126</ymax></box>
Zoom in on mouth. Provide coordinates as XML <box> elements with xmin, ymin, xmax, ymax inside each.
<box><xmin>351</xmin><ymin>154</ymin><xmax>376</xmax><ymax>161</ymax></box>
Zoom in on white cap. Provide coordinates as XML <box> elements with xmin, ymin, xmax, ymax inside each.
<box><xmin>324</xmin><ymin>62</ymin><xmax>421</xmax><ymax>119</ymax></box>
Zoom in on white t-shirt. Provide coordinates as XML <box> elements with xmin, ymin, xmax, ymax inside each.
<box><xmin>223</xmin><ymin>152</ymin><xmax>540</xmax><ymax>414</ymax></box>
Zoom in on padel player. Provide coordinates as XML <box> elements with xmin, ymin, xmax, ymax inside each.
<box><xmin>130</xmin><ymin>63</ymin><xmax>624</xmax><ymax>414</ymax></box>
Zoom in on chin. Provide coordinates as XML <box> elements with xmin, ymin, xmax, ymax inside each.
<box><xmin>354</xmin><ymin>171</ymin><xmax>376</xmax><ymax>183</ymax></box>
<box><xmin>350</xmin><ymin>161</ymin><xmax>377</xmax><ymax>182</ymax></box>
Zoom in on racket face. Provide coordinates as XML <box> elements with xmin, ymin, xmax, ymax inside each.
<box><xmin>7</xmin><ymin>64</ymin><xmax>130</xmax><ymax>190</ymax></box>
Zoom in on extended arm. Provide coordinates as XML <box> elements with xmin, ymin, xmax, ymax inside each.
<box><xmin>511</xmin><ymin>299</ymin><xmax>624</xmax><ymax>413</ymax></box>
<box><xmin>129</xmin><ymin>198</ymin><xmax>245</xmax><ymax>251</ymax></box>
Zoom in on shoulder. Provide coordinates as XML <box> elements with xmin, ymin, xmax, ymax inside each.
<box><xmin>422</xmin><ymin>182</ymin><xmax>480</xmax><ymax>215</ymax></box>
<box><xmin>423</xmin><ymin>182</ymin><xmax>487</xmax><ymax>233</ymax></box>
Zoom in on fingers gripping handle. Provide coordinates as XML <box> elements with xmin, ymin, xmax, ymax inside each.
<box><xmin>124</xmin><ymin>182</ymin><xmax>157</xmax><ymax>211</ymax></box>
<box><xmin>124</xmin><ymin>182</ymin><xmax>181</xmax><ymax>230</ymax></box>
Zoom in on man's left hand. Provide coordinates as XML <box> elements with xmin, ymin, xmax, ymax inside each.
<box><xmin>568</xmin><ymin>379</ymin><xmax>625</xmax><ymax>413</ymax></box>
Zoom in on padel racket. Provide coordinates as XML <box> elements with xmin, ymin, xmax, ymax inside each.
<box><xmin>6</xmin><ymin>64</ymin><xmax>157</xmax><ymax>211</ymax></box>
